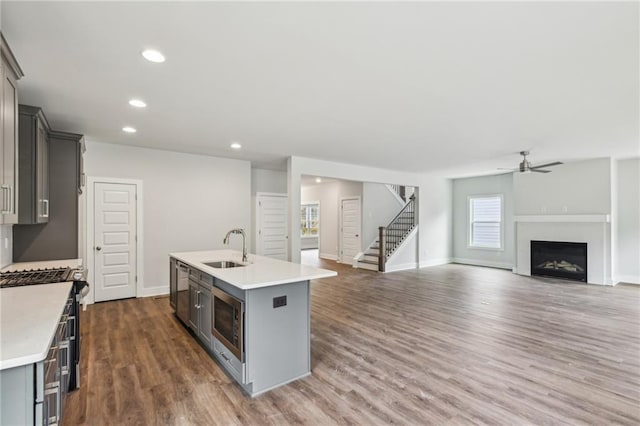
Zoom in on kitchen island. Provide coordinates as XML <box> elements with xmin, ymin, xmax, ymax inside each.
<box><xmin>169</xmin><ymin>250</ymin><xmax>336</xmax><ymax>397</ymax></box>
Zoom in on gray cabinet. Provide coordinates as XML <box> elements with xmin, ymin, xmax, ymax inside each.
<box><xmin>13</xmin><ymin>130</ymin><xmax>85</xmax><ymax>262</ymax></box>
<box><xmin>198</xmin><ymin>285</ymin><xmax>211</xmax><ymax>345</ymax></box>
<box><xmin>187</xmin><ymin>269</ymin><xmax>212</xmax><ymax>347</ymax></box>
<box><xmin>17</xmin><ymin>105</ymin><xmax>50</xmax><ymax>224</ymax></box>
<box><xmin>0</xmin><ymin>34</ymin><xmax>23</xmax><ymax>224</ymax></box>
<box><xmin>188</xmin><ymin>278</ymin><xmax>199</xmax><ymax>331</ymax></box>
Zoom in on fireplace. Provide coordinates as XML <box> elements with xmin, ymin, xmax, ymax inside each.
<box><xmin>531</xmin><ymin>240</ymin><xmax>587</xmax><ymax>282</ymax></box>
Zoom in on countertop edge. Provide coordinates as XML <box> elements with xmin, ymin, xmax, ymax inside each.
<box><xmin>0</xmin><ymin>352</ymin><xmax>48</xmax><ymax>371</ymax></box>
<box><xmin>169</xmin><ymin>251</ymin><xmax>337</xmax><ymax>290</ymax></box>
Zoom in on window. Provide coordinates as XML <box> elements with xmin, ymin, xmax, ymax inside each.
<box><xmin>469</xmin><ymin>195</ymin><xmax>503</xmax><ymax>249</ymax></box>
<box><xmin>300</xmin><ymin>203</ymin><xmax>319</xmax><ymax>237</ymax></box>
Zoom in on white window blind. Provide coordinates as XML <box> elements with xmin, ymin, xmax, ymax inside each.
<box><xmin>469</xmin><ymin>195</ymin><xmax>502</xmax><ymax>249</ymax></box>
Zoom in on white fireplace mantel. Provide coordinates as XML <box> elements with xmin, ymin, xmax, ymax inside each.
<box><xmin>514</xmin><ymin>214</ymin><xmax>610</xmax><ymax>223</ymax></box>
<box><xmin>514</xmin><ymin>217</ymin><xmax>612</xmax><ymax>285</ymax></box>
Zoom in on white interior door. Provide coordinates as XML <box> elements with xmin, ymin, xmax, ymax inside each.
<box><xmin>94</xmin><ymin>182</ymin><xmax>137</xmax><ymax>302</ymax></box>
<box><xmin>256</xmin><ymin>194</ymin><xmax>288</xmax><ymax>260</ymax></box>
<box><xmin>340</xmin><ymin>198</ymin><xmax>361</xmax><ymax>264</ymax></box>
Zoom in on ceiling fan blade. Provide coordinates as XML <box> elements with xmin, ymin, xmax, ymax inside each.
<box><xmin>531</xmin><ymin>161</ymin><xmax>563</xmax><ymax>169</ymax></box>
<box><xmin>531</xmin><ymin>169</ymin><xmax>551</xmax><ymax>173</ymax></box>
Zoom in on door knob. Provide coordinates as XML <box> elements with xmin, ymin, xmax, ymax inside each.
<box><xmin>96</xmin><ymin>246</ymin><xmax>102</xmax><ymax>251</ymax></box>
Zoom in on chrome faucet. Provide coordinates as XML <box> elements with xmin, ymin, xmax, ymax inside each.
<box><xmin>223</xmin><ymin>228</ymin><xmax>248</xmax><ymax>262</ymax></box>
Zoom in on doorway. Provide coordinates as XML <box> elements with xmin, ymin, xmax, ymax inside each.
<box><xmin>87</xmin><ymin>177</ymin><xmax>143</xmax><ymax>303</ymax></box>
<box><xmin>256</xmin><ymin>192</ymin><xmax>288</xmax><ymax>260</ymax></box>
<box><xmin>300</xmin><ymin>201</ymin><xmax>320</xmax><ymax>265</ymax></box>
<box><xmin>340</xmin><ymin>197</ymin><xmax>361</xmax><ymax>265</ymax></box>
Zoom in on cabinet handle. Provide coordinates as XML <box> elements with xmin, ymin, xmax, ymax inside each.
<box><xmin>42</xmin><ymin>199</ymin><xmax>49</xmax><ymax>218</ymax></box>
<box><xmin>219</xmin><ymin>351</ymin><xmax>231</xmax><ymax>363</ymax></box>
<box><xmin>1</xmin><ymin>185</ymin><xmax>11</xmax><ymax>214</ymax></box>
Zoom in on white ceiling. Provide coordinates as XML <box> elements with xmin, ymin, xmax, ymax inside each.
<box><xmin>301</xmin><ymin>175</ymin><xmax>340</xmax><ymax>188</ymax></box>
<box><xmin>2</xmin><ymin>1</ymin><xmax>638</xmax><ymax>177</ymax></box>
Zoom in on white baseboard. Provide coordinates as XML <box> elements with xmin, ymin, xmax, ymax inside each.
<box><xmin>615</xmin><ymin>274</ymin><xmax>640</xmax><ymax>285</ymax></box>
<box><xmin>453</xmin><ymin>258</ymin><xmax>513</xmax><ymax>270</ymax></box>
<box><xmin>139</xmin><ymin>286</ymin><xmax>169</xmax><ymax>298</ymax></box>
<box><xmin>319</xmin><ymin>253</ymin><xmax>338</xmax><ymax>261</ymax></box>
<box><xmin>384</xmin><ymin>262</ymin><xmax>418</xmax><ymax>273</ymax></box>
<box><xmin>419</xmin><ymin>258</ymin><xmax>452</xmax><ymax>268</ymax></box>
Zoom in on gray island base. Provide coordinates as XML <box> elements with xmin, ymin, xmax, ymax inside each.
<box><xmin>169</xmin><ymin>250</ymin><xmax>337</xmax><ymax>397</ymax></box>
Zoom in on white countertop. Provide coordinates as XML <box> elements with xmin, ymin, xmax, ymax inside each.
<box><xmin>1</xmin><ymin>258</ymin><xmax>82</xmax><ymax>273</ymax></box>
<box><xmin>0</xmin><ymin>282</ymin><xmax>73</xmax><ymax>370</ymax></box>
<box><xmin>169</xmin><ymin>250</ymin><xmax>337</xmax><ymax>290</ymax></box>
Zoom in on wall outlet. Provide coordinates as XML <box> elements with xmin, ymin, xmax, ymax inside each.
<box><xmin>3</xmin><ymin>237</ymin><xmax>7</xmax><ymax>249</ymax></box>
<box><xmin>562</xmin><ymin>206</ymin><xmax>568</xmax><ymax>213</ymax></box>
<box><xmin>273</xmin><ymin>295</ymin><xmax>287</xmax><ymax>308</ymax></box>
<box><xmin>541</xmin><ymin>206</ymin><xmax>547</xmax><ymax>213</ymax></box>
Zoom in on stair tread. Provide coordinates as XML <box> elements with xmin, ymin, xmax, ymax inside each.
<box><xmin>359</xmin><ymin>259</ymin><xmax>378</xmax><ymax>265</ymax></box>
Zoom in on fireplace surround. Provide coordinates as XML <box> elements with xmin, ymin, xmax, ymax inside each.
<box><xmin>531</xmin><ymin>240</ymin><xmax>587</xmax><ymax>282</ymax></box>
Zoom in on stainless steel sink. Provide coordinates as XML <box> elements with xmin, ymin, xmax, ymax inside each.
<box><xmin>203</xmin><ymin>260</ymin><xmax>245</xmax><ymax>269</ymax></box>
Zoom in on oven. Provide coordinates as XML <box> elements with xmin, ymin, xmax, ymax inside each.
<box><xmin>211</xmin><ymin>287</ymin><xmax>244</xmax><ymax>361</ymax></box>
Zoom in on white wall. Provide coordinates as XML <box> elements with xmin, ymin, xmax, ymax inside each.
<box><xmin>84</xmin><ymin>142</ymin><xmax>251</xmax><ymax>297</ymax></box>
<box><xmin>616</xmin><ymin>158</ymin><xmax>640</xmax><ymax>284</ymax></box>
<box><xmin>289</xmin><ymin>156</ymin><xmax>453</xmax><ymax>266</ymax></box>
<box><xmin>362</xmin><ymin>183</ymin><xmax>403</xmax><ymax>248</ymax></box>
<box><xmin>0</xmin><ymin>225</ymin><xmax>12</xmax><ymax>268</ymax></box>
<box><xmin>386</xmin><ymin>227</ymin><xmax>418</xmax><ymax>272</ymax></box>
<box><xmin>417</xmin><ymin>176</ymin><xmax>453</xmax><ymax>267</ymax></box>
<box><xmin>301</xmin><ymin>180</ymin><xmax>362</xmax><ymax>260</ymax></box>
<box><xmin>513</xmin><ymin>158</ymin><xmax>612</xmax><ymax>215</ymax></box>
<box><xmin>251</xmin><ymin>168</ymin><xmax>287</xmax><ymax>195</ymax></box>
<box><xmin>452</xmin><ymin>173</ymin><xmax>514</xmax><ymax>269</ymax></box>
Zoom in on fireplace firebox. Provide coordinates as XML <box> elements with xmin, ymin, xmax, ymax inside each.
<box><xmin>531</xmin><ymin>240</ymin><xmax>587</xmax><ymax>283</ymax></box>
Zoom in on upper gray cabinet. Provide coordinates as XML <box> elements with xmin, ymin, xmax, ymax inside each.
<box><xmin>18</xmin><ymin>105</ymin><xmax>50</xmax><ymax>224</ymax></box>
<box><xmin>0</xmin><ymin>34</ymin><xmax>24</xmax><ymax>225</ymax></box>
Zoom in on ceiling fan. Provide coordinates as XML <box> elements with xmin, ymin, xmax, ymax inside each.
<box><xmin>499</xmin><ymin>151</ymin><xmax>563</xmax><ymax>173</ymax></box>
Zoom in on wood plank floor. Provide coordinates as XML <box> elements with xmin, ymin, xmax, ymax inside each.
<box><xmin>65</xmin><ymin>261</ymin><xmax>640</xmax><ymax>425</ymax></box>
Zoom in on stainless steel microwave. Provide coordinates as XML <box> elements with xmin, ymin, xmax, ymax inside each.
<box><xmin>211</xmin><ymin>287</ymin><xmax>244</xmax><ymax>361</ymax></box>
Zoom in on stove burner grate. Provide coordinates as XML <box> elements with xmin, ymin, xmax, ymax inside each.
<box><xmin>0</xmin><ymin>267</ymin><xmax>73</xmax><ymax>288</ymax></box>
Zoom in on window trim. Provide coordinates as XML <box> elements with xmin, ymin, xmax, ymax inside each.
<box><xmin>467</xmin><ymin>193</ymin><xmax>504</xmax><ymax>251</ymax></box>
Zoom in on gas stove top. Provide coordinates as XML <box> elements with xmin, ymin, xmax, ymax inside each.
<box><xmin>0</xmin><ymin>267</ymin><xmax>82</xmax><ymax>288</ymax></box>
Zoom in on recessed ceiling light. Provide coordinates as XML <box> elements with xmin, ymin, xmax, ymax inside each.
<box><xmin>315</xmin><ymin>178</ymin><xmax>322</xmax><ymax>183</ymax></box>
<box><xmin>230</xmin><ymin>142</ymin><xmax>242</xmax><ymax>149</ymax></box>
<box><xmin>141</xmin><ymin>49</ymin><xmax>165</xmax><ymax>63</ymax></box>
<box><xmin>122</xmin><ymin>126</ymin><xmax>137</xmax><ymax>133</ymax></box>
<box><xmin>129</xmin><ymin>99</ymin><xmax>147</xmax><ymax>108</ymax></box>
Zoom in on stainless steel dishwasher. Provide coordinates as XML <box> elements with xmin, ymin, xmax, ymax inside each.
<box><xmin>176</xmin><ymin>261</ymin><xmax>190</xmax><ymax>324</ymax></box>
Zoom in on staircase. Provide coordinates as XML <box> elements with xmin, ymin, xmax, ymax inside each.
<box><xmin>355</xmin><ymin>194</ymin><xmax>417</xmax><ymax>272</ymax></box>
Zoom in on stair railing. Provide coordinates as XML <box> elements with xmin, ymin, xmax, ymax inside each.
<box><xmin>378</xmin><ymin>194</ymin><xmax>416</xmax><ymax>272</ymax></box>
